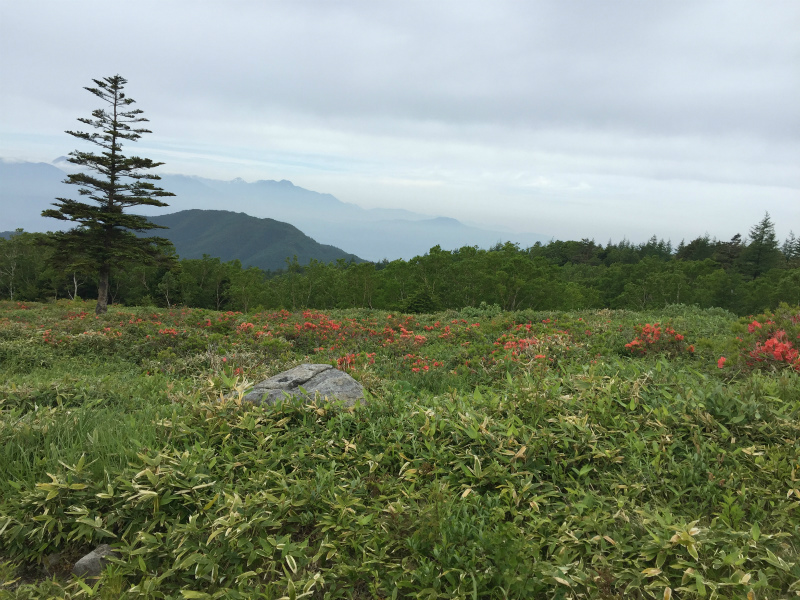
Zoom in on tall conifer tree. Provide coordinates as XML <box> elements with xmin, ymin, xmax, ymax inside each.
<box><xmin>740</xmin><ymin>212</ymin><xmax>781</xmax><ymax>279</ymax></box>
<box><xmin>43</xmin><ymin>75</ymin><xmax>174</xmax><ymax>314</ymax></box>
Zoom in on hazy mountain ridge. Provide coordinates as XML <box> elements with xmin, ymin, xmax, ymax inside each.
<box><xmin>1</xmin><ymin>159</ymin><xmax>548</xmax><ymax>260</ymax></box>
<box><xmin>0</xmin><ymin>160</ymin><xmax>72</xmax><ymax>234</ymax></box>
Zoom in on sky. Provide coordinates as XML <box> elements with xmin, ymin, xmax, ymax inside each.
<box><xmin>1</xmin><ymin>1</ymin><xmax>798</xmax><ymax>244</ymax></box>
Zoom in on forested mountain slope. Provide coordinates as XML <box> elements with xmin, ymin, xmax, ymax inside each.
<box><xmin>144</xmin><ymin>209</ymin><xmax>362</xmax><ymax>271</ymax></box>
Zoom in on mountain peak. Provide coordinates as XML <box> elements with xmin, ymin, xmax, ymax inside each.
<box><xmin>428</xmin><ymin>217</ymin><xmax>461</xmax><ymax>226</ymax></box>
<box><xmin>254</xmin><ymin>179</ymin><xmax>296</xmax><ymax>187</ymax></box>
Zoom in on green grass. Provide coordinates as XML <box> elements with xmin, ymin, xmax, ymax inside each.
<box><xmin>0</xmin><ymin>359</ymin><xmax>171</xmax><ymax>486</ymax></box>
<box><xmin>0</xmin><ymin>300</ymin><xmax>798</xmax><ymax>598</ymax></box>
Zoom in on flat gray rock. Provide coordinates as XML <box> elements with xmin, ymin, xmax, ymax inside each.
<box><xmin>72</xmin><ymin>543</ymin><xmax>117</xmax><ymax>578</ymax></box>
<box><xmin>242</xmin><ymin>363</ymin><xmax>365</xmax><ymax>407</ymax></box>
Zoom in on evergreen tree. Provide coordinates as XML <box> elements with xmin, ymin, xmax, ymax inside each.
<box><xmin>739</xmin><ymin>212</ymin><xmax>781</xmax><ymax>279</ymax></box>
<box><xmin>675</xmin><ymin>234</ymin><xmax>715</xmax><ymax>262</ymax></box>
<box><xmin>714</xmin><ymin>233</ymin><xmax>743</xmax><ymax>270</ymax></box>
<box><xmin>42</xmin><ymin>75</ymin><xmax>175</xmax><ymax>314</ymax></box>
<box><xmin>782</xmin><ymin>231</ymin><xmax>800</xmax><ymax>267</ymax></box>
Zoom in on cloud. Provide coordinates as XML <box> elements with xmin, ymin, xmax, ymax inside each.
<box><xmin>1</xmin><ymin>0</ymin><xmax>798</xmax><ymax>244</ymax></box>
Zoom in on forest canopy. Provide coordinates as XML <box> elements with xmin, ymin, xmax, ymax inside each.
<box><xmin>2</xmin><ymin>213</ymin><xmax>798</xmax><ymax>315</ymax></box>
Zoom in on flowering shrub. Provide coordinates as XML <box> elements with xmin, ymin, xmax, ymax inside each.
<box><xmin>7</xmin><ymin>300</ymin><xmax>798</xmax><ymax>387</ymax></box>
<box><xmin>750</xmin><ymin>333</ymin><xmax>799</xmax><ymax>369</ymax></box>
<box><xmin>734</xmin><ymin>306</ymin><xmax>800</xmax><ymax>371</ymax></box>
<box><xmin>624</xmin><ymin>323</ymin><xmax>693</xmax><ymax>357</ymax></box>
<box><xmin>403</xmin><ymin>353</ymin><xmax>444</xmax><ymax>373</ymax></box>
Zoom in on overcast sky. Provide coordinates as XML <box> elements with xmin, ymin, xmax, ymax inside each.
<box><xmin>1</xmin><ymin>1</ymin><xmax>798</xmax><ymax>244</ymax></box>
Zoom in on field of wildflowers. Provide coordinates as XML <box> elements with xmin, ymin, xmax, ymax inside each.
<box><xmin>0</xmin><ymin>300</ymin><xmax>798</xmax><ymax>598</ymax></box>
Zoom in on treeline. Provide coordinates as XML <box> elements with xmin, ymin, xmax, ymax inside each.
<box><xmin>2</xmin><ymin>214</ymin><xmax>799</xmax><ymax>315</ymax></box>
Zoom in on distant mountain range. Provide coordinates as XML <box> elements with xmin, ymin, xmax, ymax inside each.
<box><xmin>0</xmin><ymin>158</ymin><xmax>548</xmax><ymax>261</ymax></box>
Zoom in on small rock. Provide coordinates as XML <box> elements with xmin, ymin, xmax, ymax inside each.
<box><xmin>72</xmin><ymin>544</ymin><xmax>117</xmax><ymax>578</ymax></box>
<box><xmin>43</xmin><ymin>552</ymin><xmax>63</xmax><ymax>575</ymax></box>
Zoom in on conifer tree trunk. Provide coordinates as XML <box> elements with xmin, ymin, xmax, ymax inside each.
<box><xmin>96</xmin><ymin>263</ymin><xmax>110</xmax><ymax>314</ymax></box>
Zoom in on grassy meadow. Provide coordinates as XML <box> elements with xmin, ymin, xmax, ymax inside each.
<box><xmin>0</xmin><ymin>300</ymin><xmax>798</xmax><ymax>599</ymax></box>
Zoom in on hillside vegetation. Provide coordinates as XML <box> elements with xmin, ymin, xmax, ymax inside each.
<box><xmin>0</xmin><ymin>300</ymin><xmax>798</xmax><ymax>598</ymax></box>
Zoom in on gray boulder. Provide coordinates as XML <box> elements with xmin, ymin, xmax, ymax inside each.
<box><xmin>242</xmin><ymin>363</ymin><xmax>365</xmax><ymax>407</ymax></box>
<box><xmin>72</xmin><ymin>544</ymin><xmax>117</xmax><ymax>578</ymax></box>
